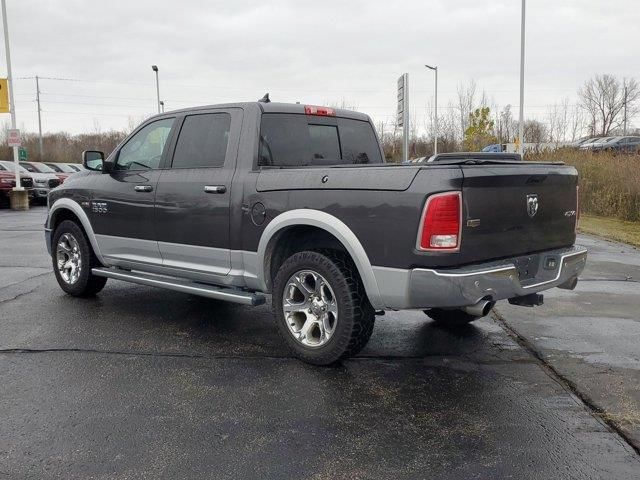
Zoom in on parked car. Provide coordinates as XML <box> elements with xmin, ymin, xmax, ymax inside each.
<box><xmin>21</xmin><ymin>161</ymin><xmax>70</xmax><ymax>182</ymax></box>
<box><xmin>579</xmin><ymin>136</ymin><xmax>614</xmax><ymax>151</ymax></box>
<box><xmin>64</xmin><ymin>163</ymin><xmax>84</xmax><ymax>172</ymax></box>
<box><xmin>45</xmin><ymin>101</ymin><xmax>586</xmax><ymax>365</ymax></box>
<box><xmin>599</xmin><ymin>136</ymin><xmax>640</xmax><ymax>153</ymax></box>
<box><xmin>45</xmin><ymin>162</ymin><xmax>79</xmax><ymax>175</ymax></box>
<box><xmin>481</xmin><ymin>143</ymin><xmax>507</xmax><ymax>153</ymax></box>
<box><xmin>0</xmin><ymin>160</ymin><xmax>61</xmax><ymax>204</ymax></box>
<box><xmin>566</xmin><ymin>137</ymin><xmax>595</xmax><ymax>149</ymax></box>
<box><xmin>0</xmin><ymin>167</ymin><xmax>33</xmax><ymax>206</ymax></box>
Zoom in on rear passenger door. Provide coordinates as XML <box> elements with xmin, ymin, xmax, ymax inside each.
<box><xmin>154</xmin><ymin>109</ymin><xmax>241</xmax><ymax>278</ymax></box>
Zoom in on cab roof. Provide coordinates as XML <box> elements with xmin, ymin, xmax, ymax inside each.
<box><xmin>152</xmin><ymin>101</ymin><xmax>371</xmax><ymax>122</ymax></box>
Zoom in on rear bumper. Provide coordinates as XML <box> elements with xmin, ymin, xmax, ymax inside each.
<box><xmin>372</xmin><ymin>245</ymin><xmax>587</xmax><ymax>310</ymax></box>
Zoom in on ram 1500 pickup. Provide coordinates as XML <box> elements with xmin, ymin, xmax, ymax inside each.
<box><xmin>45</xmin><ymin>100</ymin><xmax>587</xmax><ymax>364</ymax></box>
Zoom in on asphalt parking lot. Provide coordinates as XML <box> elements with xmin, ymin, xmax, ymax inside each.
<box><xmin>1</xmin><ymin>207</ymin><xmax>639</xmax><ymax>479</ymax></box>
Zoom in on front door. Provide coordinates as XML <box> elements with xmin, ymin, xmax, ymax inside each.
<box><xmin>154</xmin><ymin>109</ymin><xmax>240</xmax><ymax>278</ymax></box>
<box><xmin>90</xmin><ymin>117</ymin><xmax>176</xmax><ymax>266</ymax></box>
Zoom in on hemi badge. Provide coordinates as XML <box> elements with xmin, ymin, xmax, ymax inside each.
<box><xmin>467</xmin><ymin>219</ymin><xmax>481</xmax><ymax>228</ymax></box>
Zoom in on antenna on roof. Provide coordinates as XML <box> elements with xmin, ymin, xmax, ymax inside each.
<box><xmin>258</xmin><ymin>93</ymin><xmax>270</xmax><ymax>103</ymax></box>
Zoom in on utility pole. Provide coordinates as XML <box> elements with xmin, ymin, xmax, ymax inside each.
<box><xmin>623</xmin><ymin>85</ymin><xmax>628</xmax><ymax>136</ymax></box>
<box><xmin>425</xmin><ymin>64</ymin><xmax>438</xmax><ymax>155</ymax></box>
<box><xmin>1</xmin><ymin>0</ymin><xmax>24</xmax><ymax>202</ymax></box>
<box><xmin>35</xmin><ymin>75</ymin><xmax>43</xmax><ymax>158</ymax></box>
<box><xmin>518</xmin><ymin>0</ymin><xmax>526</xmax><ymax>155</ymax></box>
<box><xmin>151</xmin><ymin>65</ymin><xmax>160</xmax><ymax>114</ymax></box>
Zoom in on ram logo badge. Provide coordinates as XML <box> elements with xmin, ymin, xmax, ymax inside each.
<box><xmin>526</xmin><ymin>194</ymin><xmax>539</xmax><ymax>218</ymax></box>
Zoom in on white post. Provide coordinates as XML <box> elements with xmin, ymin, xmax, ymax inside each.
<box><xmin>1</xmin><ymin>0</ymin><xmax>21</xmax><ymax>190</ymax></box>
<box><xmin>152</xmin><ymin>65</ymin><xmax>160</xmax><ymax>114</ymax></box>
<box><xmin>518</xmin><ymin>0</ymin><xmax>526</xmax><ymax>155</ymax></box>
<box><xmin>623</xmin><ymin>85</ymin><xmax>628</xmax><ymax>136</ymax></box>
<box><xmin>403</xmin><ymin>73</ymin><xmax>409</xmax><ymax>163</ymax></box>
<box><xmin>36</xmin><ymin>75</ymin><xmax>43</xmax><ymax>158</ymax></box>
<box><xmin>433</xmin><ymin>67</ymin><xmax>438</xmax><ymax>155</ymax></box>
<box><xmin>425</xmin><ymin>64</ymin><xmax>438</xmax><ymax>155</ymax></box>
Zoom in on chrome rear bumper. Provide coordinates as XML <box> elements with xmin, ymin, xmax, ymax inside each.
<box><xmin>373</xmin><ymin>245</ymin><xmax>587</xmax><ymax>310</ymax></box>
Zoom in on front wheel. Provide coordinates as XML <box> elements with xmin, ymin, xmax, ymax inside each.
<box><xmin>273</xmin><ymin>250</ymin><xmax>375</xmax><ymax>365</ymax></box>
<box><xmin>52</xmin><ymin>220</ymin><xmax>107</xmax><ymax>297</ymax></box>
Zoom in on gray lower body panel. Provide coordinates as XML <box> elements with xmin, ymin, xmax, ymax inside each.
<box><xmin>92</xmin><ymin>268</ymin><xmax>266</xmax><ymax>306</ymax></box>
<box><xmin>372</xmin><ymin>245</ymin><xmax>587</xmax><ymax>310</ymax></box>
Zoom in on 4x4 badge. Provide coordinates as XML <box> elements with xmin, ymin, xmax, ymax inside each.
<box><xmin>526</xmin><ymin>194</ymin><xmax>538</xmax><ymax>218</ymax></box>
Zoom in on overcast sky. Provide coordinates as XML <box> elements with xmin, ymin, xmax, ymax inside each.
<box><xmin>4</xmin><ymin>0</ymin><xmax>639</xmax><ymax>135</ymax></box>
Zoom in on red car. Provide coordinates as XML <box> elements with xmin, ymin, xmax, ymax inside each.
<box><xmin>0</xmin><ymin>169</ymin><xmax>34</xmax><ymax>206</ymax></box>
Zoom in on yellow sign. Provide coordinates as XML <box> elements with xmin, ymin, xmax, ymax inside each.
<box><xmin>0</xmin><ymin>79</ymin><xmax>9</xmax><ymax>113</ymax></box>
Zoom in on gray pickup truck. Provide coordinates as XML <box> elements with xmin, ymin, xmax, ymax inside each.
<box><xmin>45</xmin><ymin>100</ymin><xmax>587</xmax><ymax>364</ymax></box>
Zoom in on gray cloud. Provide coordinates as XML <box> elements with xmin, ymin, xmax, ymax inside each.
<box><xmin>3</xmin><ymin>0</ymin><xmax>638</xmax><ymax>134</ymax></box>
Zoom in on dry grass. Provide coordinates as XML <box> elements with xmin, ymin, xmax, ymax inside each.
<box><xmin>527</xmin><ymin>149</ymin><xmax>640</xmax><ymax>222</ymax></box>
<box><xmin>578</xmin><ymin>215</ymin><xmax>640</xmax><ymax>247</ymax></box>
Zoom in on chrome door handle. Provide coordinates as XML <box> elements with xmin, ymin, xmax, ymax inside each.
<box><xmin>204</xmin><ymin>185</ymin><xmax>227</xmax><ymax>194</ymax></box>
<box><xmin>134</xmin><ymin>185</ymin><xmax>153</xmax><ymax>192</ymax></box>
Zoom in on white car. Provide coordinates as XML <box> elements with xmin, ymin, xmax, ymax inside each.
<box><xmin>0</xmin><ymin>160</ymin><xmax>61</xmax><ymax>204</ymax></box>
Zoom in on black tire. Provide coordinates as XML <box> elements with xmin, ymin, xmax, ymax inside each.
<box><xmin>273</xmin><ymin>250</ymin><xmax>375</xmax><ymax>365</ymax></box>
<box><xmin>424</xmin><ymin>308</ymin><xmax>480</xmax><ymax>327</ymax></box>
<box><xmin>51</xmin><ymin>220</ymin><xmax>107</xmax><ymax>297</ymax></box>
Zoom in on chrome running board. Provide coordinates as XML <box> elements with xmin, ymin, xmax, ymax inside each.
<box><xmin>92</xmin><ymin>267</ymin><xmax>266</xmax><ymax>306</ymax></box>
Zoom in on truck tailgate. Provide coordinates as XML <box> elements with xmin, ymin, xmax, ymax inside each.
<box><xmin>459</xmin><ymin>163</ymin><xmax>578</xmax><ymax>263</ymax></box>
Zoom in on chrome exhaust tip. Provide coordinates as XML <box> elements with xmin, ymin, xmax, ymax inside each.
<box><xmin>463</xmin><ymin>300</ymin><xmax>493</xmax><ymax>317</ymax></box>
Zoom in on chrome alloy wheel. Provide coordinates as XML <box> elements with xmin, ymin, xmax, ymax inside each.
<box><xmin>282</xmin><ymin>269</ymin><xmax>338</xmax><ymax>348</ymax></box>
<box><xmin>56</xmin><ymin>233</ymin><xmax>82</xmax><ymax>284</ymax></box>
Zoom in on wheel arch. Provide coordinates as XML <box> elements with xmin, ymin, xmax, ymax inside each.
<box><xmin>48</xmin><ymin>198</ymin><xmax>106</xmax><ymax>265</ymax></box>
<box><xmin>256</xmin><ymin>209</ymin><xmax>384</xmax><ymax>309</ymax></box>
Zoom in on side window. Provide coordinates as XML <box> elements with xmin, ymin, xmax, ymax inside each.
<box><xmin>116</xmin><ymin>118</ymin><xmax>174</xmax><ymax>170</ymax></box>
<box><xmin>258</xmin><ymin>113</ymin><xmax>383</xmax><ymax>167</ymax></box>
<box><xmin>172</xmin><ymin>113</ymin><xmax>231</xmax><ymax>168</ymax></box>
<box><xmin>337</xmin><ymin>118</ymin><xmax>383</xmax><ymax>164</ymax></box>
<box><xmin>308</xmin><ymin>124</ymin><xmax>340</xmax><ymax>164</ymax></box>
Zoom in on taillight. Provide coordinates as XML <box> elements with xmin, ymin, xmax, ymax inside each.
<box><xmin>304</xmin><ymin>105</ymin><xmax>335</xmax><ymax>116</ymax></box>
<box><xmin>417</xmin><ymin>191</ymin><xmax>462</xmax><ymax>251</ymax></box>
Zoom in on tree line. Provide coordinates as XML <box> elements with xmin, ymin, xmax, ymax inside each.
<box><xmin>0</xmin><ymin>73</ymin><xmax>636</xmax><ymax>163</ymax></box>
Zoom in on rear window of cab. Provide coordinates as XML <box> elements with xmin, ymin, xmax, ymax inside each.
<box><xmin>258</xmin><ymin>113</ymin><xmax>382</xmax><ymax>167</ymax></box>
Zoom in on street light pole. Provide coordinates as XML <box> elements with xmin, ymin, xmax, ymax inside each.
<box><xmin>1</xmin><ymin>0</ymin><xmax>21</xmax><ymax>191</ymax></box>
<box><xmin>151</xmin><ymin>65</ymin><xmax>160</xmax><ymax>114</ymax></box>
<box><xmin>425</xmin><ymin>64</ymin><xmax>438</xmax><ymax>155</ymax></box>
<box><xmin>518</xmin><ymin>0</ymin><xmax>526</xmax><ymax>155</ymax></box>
<box><xmin>159</xmin><ymin>100</ymin><xmax>165</xmax><ymax>113</ymax></box>
<box><xmin>36</xmin><ymin>75</ymin><xmax>43</xmax><ymax>158</ymax></box>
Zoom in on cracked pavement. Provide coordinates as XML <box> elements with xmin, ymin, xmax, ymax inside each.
<box><xmin>1</xmin><ymin>207</ymin><xmax>639</xmax><ymax>479</ymax></box>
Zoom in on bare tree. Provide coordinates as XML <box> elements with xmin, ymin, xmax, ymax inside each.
<box><xmin>568</xmin><ymin>104</ymin><xmax>585</xmax><ymax>141</ymax></box>
<box><xmin>496</xmin><ymin>105</ymin><xmax>516</xmax><ymax>143</ymax></box>
<box><xmin>578</xmin><ymin>74</ymin><xmax>640</xmax><ymax>135</ymax></box>
<box><xmin>523</xmin><ymin>120</ymin><xmax>548</xmax><ymax>144</ymax></box>
<box><xmin>456</xmin><ymin>79</ymin><xmax>476</xmax><ymax>141</ymax></box>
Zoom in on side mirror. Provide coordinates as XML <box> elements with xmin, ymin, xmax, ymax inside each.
<box><xmin>82</xmin><ymin>150</ymin><xmax>104</xmax><ymax>171</ymax></box>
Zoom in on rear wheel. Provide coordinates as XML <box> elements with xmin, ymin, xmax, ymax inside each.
<box><xmin>52</xmin><ymin>220</ymin><xmax>107</xmax><ymax>297</ymax></box>
<box><xmin>273</xmin><ymin>250</ymin><xmax>375</xmax><ymax>365</ymax></box>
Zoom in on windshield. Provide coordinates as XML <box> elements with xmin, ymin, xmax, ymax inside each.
<box><xmin>0</xmin><ymin>161</ymin><xmax>28</xmax><ymax>173</ymax></box>
<box><xmin>30</xmin><ymin>162</ymin><xmax>57</xmax><ymax>173</ymax></box>
<box><xmin>46</xmin><ymin>163</ymin><xmax>73</xmax><ymax>173</ymax></box>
